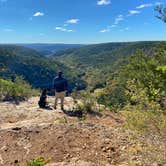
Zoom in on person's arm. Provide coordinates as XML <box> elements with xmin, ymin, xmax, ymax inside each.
<box><xmin>64</xmin><ymin>79</ymin><xmax>68</xmax><ymax>91</ymax></box>
<box><xmin>65</xmin><ymin>80</ymin><xmax>69</xmax><ymax>96</ymax></box>
<box><xmin>52</xmin><ymin>78</ymin><xmax>55</xmax><ymax>89</ymax></box>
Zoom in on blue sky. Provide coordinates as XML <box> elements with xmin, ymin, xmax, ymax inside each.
<box><xmin>0</xmin><ymin>0</ymin><xmax>165</xmax><ymax>44</ymax></box>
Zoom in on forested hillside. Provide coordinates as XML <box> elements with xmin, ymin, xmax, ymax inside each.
<box><xmin>0</xmin><ymin>45</ymin><xmax>41</xmax><ymax>57</ymax></box>
<box><xmin>17</xmin><ymin>43</ymin><xmax>85</xmax><ymax>56</ymax></box>
<box><xmin>0</xmin><ymin>45</ymin><xmax>86</xmax><ymax>91</ymax></box>
<box><xmin>54</xmin><ymin>41</ymin><xmax>163</xmax><ymax>67</ymax></box>
<box><xmin>54</xmin><ymin>41</ymin><xmax>166</xmax><ymax>110</ymax></box>
<box><xmin>1</xmin><ymin>42</ymin><xmax>166</xmax><ymax>105</ymax></box>
<box><xmin>54</xmin><ymin>41</ymin><xmax>166</xmax><ymax>89</ymax></box>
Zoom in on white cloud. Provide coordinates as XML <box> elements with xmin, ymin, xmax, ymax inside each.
<box><xmin>114</xmin><ymin>14</ymin><xmax>124</xmax><ymax>24</ymax></box>
<box><xmin>155</xmin><ymin>2</ymin><xmax>162</xmax><ymax>6</ymax></box>
<box><xmin>144</xmin><ymin>22</ymin><xmax>150</xmax><ymax>25</ymax></box>
<box><xmin>55</xmin><ymin>27</ymin><xmax>66</xmax><ymax>31</ymax></box>
<box><xmin>39</xmin><ymin>33</ymin><xmax>45</xmax><ymax>36</ymax></box>
<box><xmin>118</xmin><ymin>14</ymin><xmax>123</xmax><ymax>17</ymax></box>
<box><xmin>109</xmin><ymin>24</ymin><xmax>117</xmax><ymax>28</ymax></box>
<box><xmin>66</xmin><ymin>19</ymin><xmax>79</xmax><ymax>24</ymax></box>
<box><xmin>55</xmin><ymin>19</ymin><xmax>78</xmax><ymax>32</ymax></box>
<box><xmin>55</xmin><ymin>27</ymin><xmax>74</xmax><ymax>32</ymax></box>
<box><xmin>136</xmin><ymin>3</ymin><xmax>153</xmax><ymax>9</ymax></box>
<box><xmin>120</xmin><ymin>27</ymin><xmax>130</xmax><ymax>32</ymax></box>
<box><xmin>0</xmin><ymin>0</ymin><xmax>7</xmax><ymax>2</ymax></box>
<box><xmin>100</xmin><ymin>14</ymin><xmax>123</xmax><ymax>33</ymax></box>
<box><xmin>33</xmin><ymin>12</ymin><xmax>44</xmax><ymax>17</ymax></box>
<box><xmin>97</xmin><ymin>0</ymin><xmax>111</xmax><ymax>6</ymax></box>
<box><xmin>4</xmin><ymin>28</ymin><xmax>14</xmax><ymax>32</ymax></box>
<box><xmin>128</xmin><ymin>10</ymin><xmax>140</xmax><ymax>15</ymax></box>
<box><xmin>100</xmin><ymin>29</ymin><xmax>110</xmax><ymax>33</ymax></box>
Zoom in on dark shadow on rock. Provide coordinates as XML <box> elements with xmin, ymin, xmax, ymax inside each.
<box><xmin>62</xmin><ymin>109</ymin><xmax>83</xmax><ymax>118</ymax></box>
<box><xmin>2</xmin><ymin>95</ymin><xmax>28</xmax><ymax>105</ymax></box>
<box><xmin>12</xmin><ymin>127</ymin><xmax>22</xmax><ymax>131</ymax></box>
<box><xmin>86</xmin><ymin>110</ymin><xmax>103</xmax><ymax>117</ymax></box>
<box><xmin>39</xmin><ymin>106</ymin><xmax>54</xmax><ymax>110</ymax></box>
<box><xmin>62</xmin><ymin>109</ymin><xmax>103</xmax><ymax>118</ymax></box>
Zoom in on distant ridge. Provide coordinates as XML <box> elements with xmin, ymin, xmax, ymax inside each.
<box><xmin>53</xmin><ymin>41</ymin><xmax>166</xmax><ymax>67</ymax></box>
<box><xmin>14</xmin><ymin>43</ymin><xmax>86</xmax><ymax>56</ymax></box>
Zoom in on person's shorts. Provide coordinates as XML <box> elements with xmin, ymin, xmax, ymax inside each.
<box><xmin>55</xmin><ymin>91</ymin><xmax>66</xmax><ymax>98</ymax></box>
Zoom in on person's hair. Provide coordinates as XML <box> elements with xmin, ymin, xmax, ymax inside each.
<box><xmin>58</xmin><ymin>71</ymin><xmax>63</xmax><ymax>77</ymax></box>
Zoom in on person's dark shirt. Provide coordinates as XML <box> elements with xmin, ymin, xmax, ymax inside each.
<box><xmin>53</xmin><ymin>76</ymin><xmax>68</xmax><ymax>92</ymax></box>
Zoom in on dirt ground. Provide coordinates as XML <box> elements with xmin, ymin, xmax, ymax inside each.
<box><xmin>0</xmin><ymin>97</ymin><xmax>165</xmax><ymax>166</ymax></box>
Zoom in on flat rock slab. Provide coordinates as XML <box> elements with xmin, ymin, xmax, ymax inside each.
<box><xmin>0</xmin><ymin>96</ymin><xmax>74</xmax><ymax>130</ymax></box>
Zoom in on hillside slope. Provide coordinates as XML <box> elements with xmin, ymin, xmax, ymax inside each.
<box><xmin>53</xmin><ymin>42</ymin><xmax>164</xmax><ymax>88</ymax></box>
<box><xmin>0</xmin><ymin>45</ymin><xmax>86</xmax><ymax>90</ymax></box>
<box><xmin>54</xmin><ymin>41</ymin><xmax>166</xmax><ymax>68</ymax></box>
<box><xmin>0</xmin><ymin>45</ymin><xmax>41</xmax><ymax>57</ymax></box>
<box><xmin>17</xmin><ymin>43</ymin><xmax>85</xmax><ymax>56</ymax></box>
<box><xmin>53</xmin><ymin>41</ymin><xmax>166</xmax><ymax>91</ymax></box>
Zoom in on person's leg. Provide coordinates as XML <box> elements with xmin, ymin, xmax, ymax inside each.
<box><xmin>60</xmin><ymin>91</ymin><xmax>66</xmax><ymax>110</ymax></box>
<box><xmin>54</xmin><ymin>92</ymin><xmax>58</xmax><ymax>109</ymax></box>
<box><xmin>60</xmin><ymin>96</ymin><xmax>64</xmax><ymax>110</ymax></box>
<box><xmin>54</xmin><ymin>98</ymin><xmax>58</xmax><ymax>109</ymax></box>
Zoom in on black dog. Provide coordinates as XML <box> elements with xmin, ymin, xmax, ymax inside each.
<box><xmin>38</xmin><ymin>89</ymin><xmax>47</xmax><ymax>108</ymax></box>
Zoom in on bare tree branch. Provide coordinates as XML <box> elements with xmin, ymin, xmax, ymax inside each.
<box><xmin>155</xmin><ymin>4</ymin><xmax>166</xmax><ymax>23</ymax></box>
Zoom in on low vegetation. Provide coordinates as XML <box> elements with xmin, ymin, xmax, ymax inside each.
<box><xmin>96</xmin><ymin>48</ymin><xmax>166</xmax><ymax>110</ymax></box>
<box><xmin>122</xmin><ymin>108</ymin><xmax>166</xmax><ymax>135</ymax></box>
<box><xmin>26</xmin><ymin>157</ymin><xmax>50</xmax><ymax>166</ymax></box>
<box><xmin>0</xmin><ymin>77</ymin><xmax>38</xmax><ymax>102</ymax></box>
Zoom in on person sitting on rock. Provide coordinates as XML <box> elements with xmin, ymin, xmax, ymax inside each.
<box><xmin>38</xmin><ymin>89</ymin><xmax>48</xmax><ymax>108</ymax></box>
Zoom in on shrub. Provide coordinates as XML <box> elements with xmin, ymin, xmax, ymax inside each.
<box><xmin>122</xmin><ymin>107</ymin><xmax>166</xmax><ymax>135</ymax></box>
<box><xmin>26</xmin><ymin>157</ymin><xmax>50</xmax><ymax>166</ymax></box>
<box><xmin>0</xmin><ymin>77</ymin><xmax>38</xmax><ymax>102</ymax></box>
<box><xmin>97</xmin><ymin>81</ymin><xmax>126</xmax><ymax>111</ymax></box>
<box><xmin>72</xmin><ymin>90</ymin><xmax>103</xmax><ymax>115</ymax></box>
<box><xmin>98</xmin><ymin>50</ymin><xmax>166</xmax><ymax>110</ymax></box>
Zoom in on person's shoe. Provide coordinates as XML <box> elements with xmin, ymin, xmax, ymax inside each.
<box><xmin>61</xmin><ymin>107</ymin><xmax>64</xmax><ymax>111</ymax></box>
<box><xmin>54</xmin><ymin>106</ymin><xmax>57</xmax><ymax>110</ymax></box>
